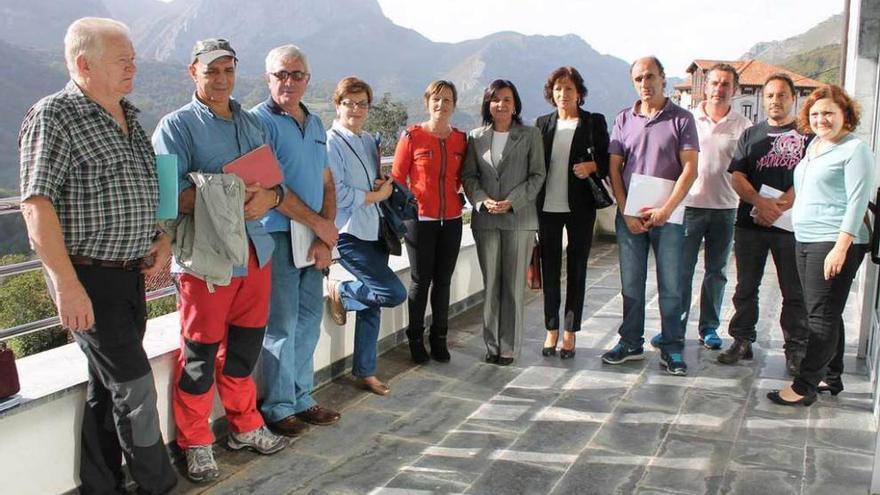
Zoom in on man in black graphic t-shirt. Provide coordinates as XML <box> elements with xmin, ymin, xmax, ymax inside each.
<box><xmin>718</xmin><ymin>74</ymin><xmax>812</xmax><ymax>374</ymax></box>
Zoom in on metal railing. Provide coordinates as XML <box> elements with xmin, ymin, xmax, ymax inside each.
<box><xmin>0</xmin><ymin>155</ymin><xmax>417</xmax><ymax>343</ymax></box>
<box><xmin>0</xmin><ymin>196</ymin><xmax>178</xmax><ymax>342</ymax></box>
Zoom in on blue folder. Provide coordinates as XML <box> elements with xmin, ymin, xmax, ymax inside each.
<box><xmin>155</xmin><ymin>154</ymin><xmax>179</xmax><ymax>220</ymax></box>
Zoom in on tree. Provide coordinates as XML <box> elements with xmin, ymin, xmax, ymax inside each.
<box><xmin>365</xmin><ymin>92</ymin><xmax>408</xmax><ymax>160</ymax></box>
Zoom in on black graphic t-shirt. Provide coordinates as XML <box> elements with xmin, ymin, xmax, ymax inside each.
<box><xmin>727</xmin><ymin>121</ymin><xmax>812</xmax><ymax>232</ymax></box>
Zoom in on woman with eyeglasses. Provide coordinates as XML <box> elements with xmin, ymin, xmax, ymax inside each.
<box><xmin>461</xmin><ymin>79</ymin><xmax>546</xmax><ymax>366</ymax></box>
<box><xmin>535</xmin><ymin>66</ymin><xmax>610</xmax><ymax>359</ymax></box>
<box><xmin>391</xmin><ymin>80</ymin><xmax>468</xmax><ymax>364</ymax></box>
<box><xmin>325</xmin><ymin>76</ymin><xmax>407</xmax><ymax>396</ymax></box>
<box><xmin>767</xmin><ymin>85</ymin><xmax>875</xmax><ymax>406</ymax></box>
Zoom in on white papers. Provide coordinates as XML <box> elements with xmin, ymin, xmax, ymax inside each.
<box><xmin>750</xmin><ymin>185</ymin><xmax>793</xmax><ymax>232</ymax></box>
<box><xmin>290</xmin><ymin>220</ymin><xmax>340</xmax><ymax>269</ymax></box>
<box><xmin>290</xmin><ymin>220</ymin><xmax>316</xmax><ymax>268</ymax></box>
<box><xmin>623</xmin><ymin>173</ymin><xmax>685</xmax><ymax>224</ymax></box>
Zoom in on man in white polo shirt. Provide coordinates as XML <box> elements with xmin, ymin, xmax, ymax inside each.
<box><xmin>663</xmin><ymin>63</ymin><xmax>751</xmax><ymax>351</ymax></box>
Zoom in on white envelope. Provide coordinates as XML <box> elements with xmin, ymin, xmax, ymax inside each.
<box><xmin>750</xmin><ymin>184</ymin><xmax>793</xmax><ymax>232</ymax></box>
<box><xmin>622</xmin><ymin>173</ymin><xmax>685</xmax><ymax>225</ymax></box>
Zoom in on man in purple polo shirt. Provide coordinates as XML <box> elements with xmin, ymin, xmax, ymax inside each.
<box><xmin>601</xmin><ymin>56</ymin><xmax>700</xmax><ymax>376</ymax></box>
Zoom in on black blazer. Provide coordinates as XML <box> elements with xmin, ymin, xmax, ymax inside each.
<box><xmin>535</xmin><ymin>108</ymin><xmax>610</xmax><ymax>214</ymax></box>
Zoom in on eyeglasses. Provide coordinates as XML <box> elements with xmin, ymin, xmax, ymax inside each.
<box><xmin>340</xmin><ymin>100</ymin><xmax>370</xmax><ymax>110</ymax></box>
<box><xmin>270</xmin><ymin>70</ymin><xmax>310</xmax><ymax>82</ymax></box>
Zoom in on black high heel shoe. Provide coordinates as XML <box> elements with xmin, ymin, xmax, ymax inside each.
<box><xmin>767</xmin><ymin>389</ymin><xmax>817</xmax><ymax>407</ymax></box>
<box><xmin>542</xmin><ymin>330</ymin><xmax>559</xmax><ymax>357</ymax></box>
<box><xmin>559</xmin><ymin>331</ymin><xmax>576</xmax><ymax>360</ymax></box>
<box><xmin>817</xmin><ymin>378</ymin><xmax>844</xmax><ymax>396</ymax></box>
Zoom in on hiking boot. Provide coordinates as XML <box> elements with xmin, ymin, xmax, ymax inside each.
<box><xmin>700</xmin><ymin>330</ymin><xmax>723</xmax><ymax>350</ymax></box>
<box><xmin>601</xmin><ymin>342</ymin><xmax>645</xmax><ymax>365</ymax></box>
<box><xmin>227</xmin><ymin>425</ymin><xmax>289</xmax><ymax>455</ymax></box>
<box><xmin>660</xmin><ymin>351</ymin><xmax>688</xmax><ymax>376</ymax></box>
<box><xmin>185</xmin><ymin>445</ymin><xmax>219</xmax><ymax>483</ymax></box>
<box><xmin>717</xmin><ymin>339</ymin><xmax>753</xmax><ymax>364</ymax></box>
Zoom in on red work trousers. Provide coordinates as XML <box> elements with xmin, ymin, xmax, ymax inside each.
<box><xmin>172</xmin><ymin>247</ymin><xmax>271</xmax><ymax>449</ymax></box>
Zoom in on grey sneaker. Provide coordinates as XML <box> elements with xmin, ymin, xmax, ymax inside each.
<box><xmin>228</xmin><ymin>425</ymin><xmax>290</xmax><ymax>455</ymax></box>
<box><xmin>185</xmin><ymin>445</ymin><xmax>219</xmax><ymax>483</ymax></box>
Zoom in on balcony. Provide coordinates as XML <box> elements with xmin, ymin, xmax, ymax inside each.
<box><xmin>1</xmin><ymin>223</ymin><xmax>875</xmax><ymax>493</ymax></box>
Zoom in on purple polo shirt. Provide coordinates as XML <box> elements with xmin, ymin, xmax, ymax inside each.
<box><xmin>609</xmin><ymin>98</ymin><xmax>700</xmax><ymax>192</ymax></box>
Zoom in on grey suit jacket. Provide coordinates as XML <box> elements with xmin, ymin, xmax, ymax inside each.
<box><xmin>462</xmin><ymin>123</ymin><xmax>546</xmax><ymax>231</ymax></box>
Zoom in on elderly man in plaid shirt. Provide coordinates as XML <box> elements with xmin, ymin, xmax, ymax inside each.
<box><xmin>18</xmin><ymin>17</ymin><xmax>177</xmax><ymax>495</ymax></box>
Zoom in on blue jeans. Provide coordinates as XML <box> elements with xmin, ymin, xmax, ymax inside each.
<box><xmin>260</xmin><ymin>232</ymin><xmax>324</xmax><ymax>422</ymax></box>
<box><xmin>336</xmin><ymin>234</ymin><xmax>407</xmax><ymax>377</ymax></box>
<box><xmin>680</xmin><ymin>207</ymin><xmax>735</xmax><ymax>336</ymax></box>
<box><xmin>616</xmin><ymin>212</ymin><xmax>685</xmax><ymax>352</ymax></box>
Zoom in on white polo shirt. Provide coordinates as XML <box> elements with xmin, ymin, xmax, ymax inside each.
<box><xmin>686</xmin><ymin>102</ymin><xmax>752</xmax><ymax>209</ymax></box>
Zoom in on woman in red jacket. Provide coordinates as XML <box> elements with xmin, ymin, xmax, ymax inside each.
<box><xmin>392</xmin><ymin>80</ymin><xmax>467</xmax><ymax>364</ymax></box>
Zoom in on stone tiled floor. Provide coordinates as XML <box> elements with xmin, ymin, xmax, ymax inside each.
<box><xmin>177</xmin><ymin>237</ymin><xmax>877</xmax><ymax>495</ymax></box>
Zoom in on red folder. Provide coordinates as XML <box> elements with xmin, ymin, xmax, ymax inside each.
<box><xmin>222</xmin><ymin>144</ymin><xmax>284</xmax><ymax>187</ymax></box>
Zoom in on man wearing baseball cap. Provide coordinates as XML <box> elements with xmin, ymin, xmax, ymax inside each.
<box><xmin>153</xmin><ymin>38</ymin><xmax>289</xmax><ymax>482</ymax></box>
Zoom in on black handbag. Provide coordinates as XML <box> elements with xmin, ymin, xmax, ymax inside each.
<box><xmin>582</xmin><ymin>114</ymin><xmax>614</xmax><ymax>209</ymax></box>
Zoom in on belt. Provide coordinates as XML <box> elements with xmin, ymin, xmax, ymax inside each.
<box><xmin>70</xmin><ymin>255</ymin><xmax>145</xmax><ymax>271</ymax></box>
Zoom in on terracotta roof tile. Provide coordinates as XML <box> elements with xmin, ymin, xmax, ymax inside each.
<box><xmin>685</xmin><ymin>59</ymin><xmax>824</xmax><ymax>88</ymax></box>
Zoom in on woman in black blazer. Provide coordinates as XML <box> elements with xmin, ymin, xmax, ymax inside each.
<box><xmin>535</xmin><ymin>66</ymin><xmax>610</xmax><ymax>359</ymax></box>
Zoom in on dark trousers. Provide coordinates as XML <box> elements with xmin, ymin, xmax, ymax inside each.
<box><xmin>727</xmin><ymin>227</ymin><xmax>809</xmax><ymax>355</ymax></box>
<box><xmin>403</xmin><ymin>218</ymin><xmax>463</xmax><ymax>332</ymax></box>
<box><xmin>538</xmin><ymin>210</ymin><xmax>596</xmax><ymax>331</ymax></box>
<box><xmin>793</xmin><ymin>242</ymin><xmax>866</xmax><ymax>394</ymax></box>
<box><xmin>67</xmin><ymin>266</ymin><xmax>176</xmax><ymax>495</ymax></box>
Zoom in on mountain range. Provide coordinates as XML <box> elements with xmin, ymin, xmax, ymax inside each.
<box><xmin>0</xmin><ymin>0</ymin><xmax>639</xmax><ymax>196</ymax></box>
<box><xmin>0</xmin><ymin>0</ymin><xmax>843</xmax><ymax>255</ymax></box>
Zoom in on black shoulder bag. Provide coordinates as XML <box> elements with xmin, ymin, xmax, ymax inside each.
<box><xmin>582</xmin><ymin>113</ymin><xmax>614</xmax><ymax>209</ymax></box>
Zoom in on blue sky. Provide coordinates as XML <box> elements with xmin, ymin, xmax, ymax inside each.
<box><xmin>376</xmin><ymin>0</ymin><xmax>844</xmax><ymax>77</ymax></box>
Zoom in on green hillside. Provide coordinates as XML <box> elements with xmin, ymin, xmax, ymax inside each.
<box><xmin>778</xmin><ymin>43</ymin><xmax>842</xmax><ymax>85</ymax></box>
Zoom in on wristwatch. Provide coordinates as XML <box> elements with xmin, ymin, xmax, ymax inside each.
<box><xmin>273</xmin><ymin>185</ymin><xmax>284</xmax><ymax>207</ymax></box>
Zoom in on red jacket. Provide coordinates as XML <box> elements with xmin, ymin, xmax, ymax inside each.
<box><xmin>392</xmin><ymin>125</ymin><xmax>467</xmax><ymax>220</ymax></box>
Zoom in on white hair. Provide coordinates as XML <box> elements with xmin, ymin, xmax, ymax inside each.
<box><xmin>64</xmin><ymin>17</ymin><xmax>131</xmax><ymax>76</ymax></box>
<box><xmin>264</xmin><ymin>44</ymin><xmax>309</xmax><ymax>74</ymax></box>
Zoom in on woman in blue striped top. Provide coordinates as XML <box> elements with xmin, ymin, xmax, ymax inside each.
<box><xmin>768</xmin><ymin>85</ymin><xmax>875</xmax><ymax>406</ymax></box>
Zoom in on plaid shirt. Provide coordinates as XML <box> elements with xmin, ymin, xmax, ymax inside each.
<box><xmin>19</xmin><ymin>81</ymin><xmax>158</xmax><ymax>261</ymax></box>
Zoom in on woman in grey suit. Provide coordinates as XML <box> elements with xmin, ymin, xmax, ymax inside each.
<box><xmin>462</xmin><ymin>79</ymin><xmax>546</xmax><ymax>365</ymax></box>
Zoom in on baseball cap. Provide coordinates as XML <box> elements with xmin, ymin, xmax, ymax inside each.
<box><xmin>191</xmin><ymin>38</ymin><xmax>237</xmax><ymax>65</ymax></box>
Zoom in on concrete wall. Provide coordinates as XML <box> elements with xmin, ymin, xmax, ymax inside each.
<box><xmin>0</xmin><ymin>227</ymin><xmax>484</xmax><ymax>495</ymax></box>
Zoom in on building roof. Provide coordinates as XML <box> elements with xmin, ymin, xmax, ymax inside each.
<box><xmin>685</xmin><ymin>59</ymin><xmax>824</xmax><ymax>88</ymax></box>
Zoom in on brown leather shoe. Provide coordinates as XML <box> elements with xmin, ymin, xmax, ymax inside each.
<box><xmin>268</xmin><ymin>415</ymin><xmax>310</xmax><ymax>437</ymax></box>
<box><xmin>359</xmin><ymin>378</ymin><xmax>391</xmax><ymax>396</ymax></box>
<box><xmin>295</xmin><ymin>405</ymin><xmax>341</xmax><ymax>426</ymax></box>
<box><xmin>326</xmin><ymin>279</ymin><xmax>347</xmax><ymax>326</ymax></box>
